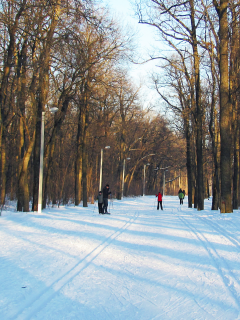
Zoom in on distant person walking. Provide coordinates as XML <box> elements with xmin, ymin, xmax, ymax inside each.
<box><xmin>178</xmin><ymin>189</ymin><xmax>184</xmax><ymax>205</ymax></box>
<box><xmin>156</xmin><ymin>192</ymin><xmax>163</xmax><ymax>210</ymax></box>
<box><xmin>97</xmin><ymin>191</ymin><xmax>103</xmax><ymax>214</ymax></box>
<box><xmin>103</xmin><ymin>184</ymin><xmax>111</xmax><ymax>214</ymax></box>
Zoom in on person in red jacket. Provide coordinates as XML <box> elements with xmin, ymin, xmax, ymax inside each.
<box><xmin>156</xmin><ymin>192</ymin><xmax>163</xmax><ymax>210</ymax></box>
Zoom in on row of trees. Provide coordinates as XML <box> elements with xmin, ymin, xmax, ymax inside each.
<box><xmin>137</xmin><ymin>0</ymin><xmax>240</xmax><ymax>212</ymax></box>
<box><xmin>0</xmin><ymin>0</ymin><xmax>186</xmax><ymax>212</ymax></box>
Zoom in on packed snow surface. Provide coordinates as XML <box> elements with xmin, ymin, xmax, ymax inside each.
<box><xmin>1</xmin><ymin>196</ymin><xmax>240</xmax><ymax>320</ymax></box>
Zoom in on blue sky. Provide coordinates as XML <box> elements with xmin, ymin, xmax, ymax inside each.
<box><xmin>103</xmin><ymin>0</ymin><xmax>156</xmax><ymax>57</ymax></box>
<box><xmin>101</xmin><ymin>0</ymin><xmax>161</xmax><ymax>108</ymax></box>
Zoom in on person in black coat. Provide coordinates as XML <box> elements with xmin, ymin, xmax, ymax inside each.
<box><xmin>103</xmin><ymin>184</ymin><xmax>111</xmax><ymax>213</ymax></box>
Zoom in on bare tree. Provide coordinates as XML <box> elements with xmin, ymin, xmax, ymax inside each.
<box><xmin>136</xmin><ymin>0</ymin><xmax>205</xmax><ymax>209</ymax></box>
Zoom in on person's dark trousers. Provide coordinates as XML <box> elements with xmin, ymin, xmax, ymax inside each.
<box><xmin>180</xmin><ymin>199</ymin><xmax>183</xmax><ymax>205</ymax></box>
<box><xmin>157</xmin><ymin>201</ymin><xmax>163</xmax><ymax>210</ymax></box>
<box><xmin>98</xmin><ymin>203</ymin><xmax>103</xmax><ymax>214</ymax></box>
<box><xmin>103</xmin><ymin>198</ymin><xmax>108</xmax><ymax>213</ymax></box>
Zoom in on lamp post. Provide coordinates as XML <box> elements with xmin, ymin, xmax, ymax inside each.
<box><xmin>153</xmin><ymin>165</ymin><xmax>170</xmax><ymax>196</ymax></box>
<box><xmin>38</xmin><ymin>112</ymin><xmax>45</xmax><ymax>213</ymax></box>
<box><xmin>38</xmin><ymin>107</ymin><xmax>58</xmax><ymax>213</ymax></box>
<box><xmin>159</xmin><ymin>166</ymin><xmax>170</xmax><ymax>196</ymax></box>
<box><xmin>162</xmin><ymin>169</ymin><xmax>166</xmax><ymax>196</ymax></box>
<box><xmin>143</xmin><ymin>163</ymin><xmax>150</xmax><ymax>196</ymax></box>
<box><xmin>99</xmin><ymin>146</ymin><xmax>110</xmax><ymax>191</ymax></box>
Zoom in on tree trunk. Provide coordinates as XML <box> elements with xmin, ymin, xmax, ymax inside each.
<box><xmin>32</xmin><ymin>107</ymin><xmax>42</xmax><ymax>211</ymax></box>
<box><xmin>185</xmin><ymin>117</ymin><xmax>192</xmax><ymax>208</ymax></box>
<box><xmin>116</xmin><ymin>161</ymin><xmax>123</xmax><ymax>200</ymax></box>
<box><xmin>75</xmin><ymin>111</ymin><xmax>82</xmax><ymax>206</ymax></box>
<box><xmin>211</xmin><ymin>125</ymin><xmax>220</xmax><ymax>210</ymax></box>
<box><xmin>0</xmin><ymin>140</ymin><xmax>6</xmax><ymax>206</ymax></box>
<box><xmin>82</xmin><ymin>141</ymin><xmax>88</xmax><ymax>207</ymax></box>
<box><xmin>189</xmin><ymin>0</ymin><xmax>204</xmax><ymax>210</ymax></box>
<box><xmin>230</xmin><ymin>3</ymin><xmax>239</xmax><ymax>210</ymax></box>
<box><xmin>233</xmin><ymin>136</ymin><xmax>239</xmax><ymax>209</ymax></box>
<box><xmin>82</xmin><ymin>110</ymin><xmax>88</xmax><ymax>207</ymax></box>
<box><xmin>17</xmin><ymin>130</ymin><xmax>35</xmax><ymax>212</ymax></box>
<box><xmin>214</xmin><ymin>0</ymin><xmax>233</xmax><ymax>213</ymax></box>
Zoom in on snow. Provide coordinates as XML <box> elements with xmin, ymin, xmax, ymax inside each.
<box><xmin>1</xmin><ymin>196</ymin><xmax>240</xmax><ymax>320</ymax></box>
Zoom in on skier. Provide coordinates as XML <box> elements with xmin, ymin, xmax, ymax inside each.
<box><xmin>103</xmin><ymin>184</ymin><xmax>111</xmax><ymax>214</ymax></box>
<box><xmin>178</xmin><ymin>189</ymin><xmax>184</xmax><ymax>205</ymax></box>
<box><xmin>156</xmin><ymin>192</ymin><xmax>163</xmax><ymax>210</ymax></box>
<box><xmin>97</xmin><ymin>191</ymin><xmax>103</xmax><ymax>214</ymax></box>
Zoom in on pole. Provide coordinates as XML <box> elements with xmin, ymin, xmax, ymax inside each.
<box><xmin>121</xmin><ymin>159</ymin><xmax>126</xmax><ymax>199</ymax></box>
<box><xmin>143</xmin><ymin>164</ymin><xmax>146</xmax><ymax>196</ymax></box>
<box><xmin>38</xmin><ymin>112</ymin><xmax>45</xmax><ymax>213</ymax></box>
<box><xmin>99</xmin><ymin>148</ymin><xmax>103</xmax><ymax>191</ymax></box>
<box><xmin>179</xmin><ymin>169</ymin><xmax>181</xmax><ymax>189</ymax></box>
<box><xmin>163</xmin><ymin>169</ymin><xmax>166</xmax><ymax>197</ymax></box>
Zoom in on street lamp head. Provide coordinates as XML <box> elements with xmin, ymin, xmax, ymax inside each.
<box><xmin>49</xmin><ymin>107</ymin><xmax>58</xmax><ymax>114</ymax></box>
<box><xmin>105</xmin><ymin>146</ymin><xmax>110</xmax><ymax>149</ymax></box>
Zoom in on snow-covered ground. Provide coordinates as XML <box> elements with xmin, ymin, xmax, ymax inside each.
<box><xmin>1</xmin><ymin>196</ymin><xmax>240</xmax><ymax>320</ymax></box>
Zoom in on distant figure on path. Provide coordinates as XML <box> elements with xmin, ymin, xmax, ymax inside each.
<box><xmin>178</xmin><ymin>189</ymin><xmax>184</xmax><ymax>205</ymax></box>
<box><xmin>97</xmin><ymin>191</ymin><xmax>103</xmax><ymax>214</ymax></box>
<box><xmin>156</xmin><ymin>192</ymin><xmax>163</xmax><ymax>210</ymax></box>
<box><xmin>103</xmin><ymin>184</ymin><xmax>111</xmax><ymax>214</ymax></box>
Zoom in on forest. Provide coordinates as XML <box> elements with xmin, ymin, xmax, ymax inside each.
<box><xmin>0</xmin><ymin>0</ymin><xmax>239</xmax><ymax>213</ymax></box>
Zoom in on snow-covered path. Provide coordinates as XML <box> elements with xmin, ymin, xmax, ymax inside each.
<box><xmin>1</xmin><ymin>196</ymin><xmax>240</xmax><ymax>320</ymax></box>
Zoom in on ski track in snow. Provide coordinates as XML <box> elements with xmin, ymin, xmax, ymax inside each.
<box><xmin>175</xmin><ymin>209</ymin><xmax>240</xmax><ymax>315</ymax></box>
<box><xmin>2</xmin><ymin>197</ymin><xmax>240</xmax><ymax>319</ymax></box>
<box><xmin>197</xmin><ymin>215</ymin><xmax>240</xmax><ymax>255</ymax></box>
<box><xmin>10</xmin><ymin>212</ymin><xmax>139</xmax><ymax>320</ymax></box>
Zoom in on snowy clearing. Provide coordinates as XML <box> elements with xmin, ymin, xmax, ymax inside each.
<box><xmin>1</xmin><ymin>196</ymin><xmax>240</xmax><ymax>320</ymax></box>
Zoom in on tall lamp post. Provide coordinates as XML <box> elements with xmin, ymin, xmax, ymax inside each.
<box><xmin>99</xmin><ymin>146</ymin><xmax>110</xmax><ymax>191</ymax></box>
<box><xmin>38</xmin><ymin>107</ymin><xmax>58</xmax><ymax>213</ymax></box>
<box><xmin>38</xmin><ymin>112</ymin><xmax>45</xmax><ymax>213</ymax></box>
<box><xmin>143</xmin><ymin>163</ymin><xmax>150</xmax><ymax>196</ymax></box>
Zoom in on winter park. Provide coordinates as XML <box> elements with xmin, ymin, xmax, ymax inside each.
<box><xmin>1</xmin><ymin>196</ymin><xmax>240</xmax><ymax>320</ymax></box>
<box><xmin>1</xmin><ymin>0</ymin><xmax>240</xmax><ymax>319</ymax></box>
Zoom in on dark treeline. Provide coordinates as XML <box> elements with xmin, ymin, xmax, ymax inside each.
<box><xmin>0</xmin><ymin>0</ymin><xmax>186</xmax><ymax>212</ymax></box>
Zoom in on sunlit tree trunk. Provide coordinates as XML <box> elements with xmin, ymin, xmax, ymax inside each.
<box><xmin>189</xmin><ymin>0</ymin><xmax>204</xmax><ymax>210</ymax></box>
<box><xmin>230</xmin><ymin>2</ymin><xmax>239</xmax><ymax>210</ymax></box>
<box><xmin>75</xmin><ymin>109</ymin><xmax>83</xmax><ymax>206</ymax></box>
<box><xmin>17</xmin><ymin>133</ymin><xmax>35</xmax><ymax>212</ymax></box>
<box><xmin>214</xmin><ymin>0</ymin><xmax>233</xmax><ymax>213</ymax></box>
<box><xmin>184</xmin><ymin>117</ymin><xmax>192</xmax><ymax>208</ymax></box>
<box><xmin>82</xmin><ymin>110</ymin><xmax>88</xmax><ymax>208</ymax></box>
